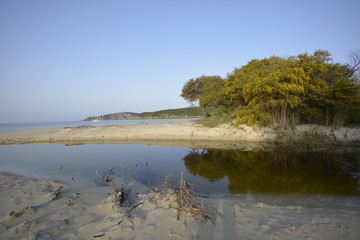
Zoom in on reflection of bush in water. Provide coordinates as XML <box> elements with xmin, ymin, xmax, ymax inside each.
<box><xmin>183</xmin><ymin>150</ymin><xmax>360</xmax><ymax>195</ymax></box>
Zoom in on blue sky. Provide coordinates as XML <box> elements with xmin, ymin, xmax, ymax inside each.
<box><xmin>0</xmin><ymin>0</ymin><xmax>359</xmax><ymax>123</ymax></box>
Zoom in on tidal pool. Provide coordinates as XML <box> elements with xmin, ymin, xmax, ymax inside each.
<box><xmin>0</xmin><ymin>144</ymin><xmax>359</xmax><ymax>205</ymax></box>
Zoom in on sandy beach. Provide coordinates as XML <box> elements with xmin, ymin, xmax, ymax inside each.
<box><xmin>1</xmin><ymin>120</ymin><xmax>359</xmax><ymax>149</ymax></box>
<box><xmin>1</xmin><ymin>172</ymin><xmax>359</xmax><ymax>240</ymax></box>
<box><xmin>1</xmin><ymin>120</ymin><xmax>360</xmax><ymax>239</ymax></box>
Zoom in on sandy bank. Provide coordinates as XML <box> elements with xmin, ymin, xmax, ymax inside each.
<box><xmin>0</xmin><ymin>120</ymin><xmax>359</xmax><ymax>149</ymax></box>
<box><xmin>0</xmin><ymin>120</ymin><xmax>272</xmax><ymax>149</ymax></box>
<box><xmin>1</xmin><ymin>172</ymin><xmax>359</xmax><ymax>240</ymax></box>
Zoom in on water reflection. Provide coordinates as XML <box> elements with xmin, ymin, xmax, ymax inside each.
<box><xmin>1</xmin><ymin>144</ymin><xmax>359</xmax><ymax>197</ymax></box>
<box><xmin>183</xmin><ymin>149</ymin><xmax>360</xmax><ymax>195</ymax></box>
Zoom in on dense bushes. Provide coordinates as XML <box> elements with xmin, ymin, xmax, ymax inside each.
<box><xmin>181</xmin><ymin>50</ymin><xmax>360</xmax><ymax>126</ymax></box>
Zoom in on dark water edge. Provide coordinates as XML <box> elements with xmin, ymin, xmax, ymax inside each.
<box><xmin>183</xmin><ymin>149</ymin><xmax>360</xmax><ymax>195</ymax></box>
<box><xmin>0</xmin><ymin>143</ymin><xmax>359</xmax><ymax>207</ymax></box>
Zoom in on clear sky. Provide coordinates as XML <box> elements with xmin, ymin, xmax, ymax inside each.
<box><xmin>0</xmin><ymin>0</ymin><xmax>359</xmax><ymax>123</ymax></box>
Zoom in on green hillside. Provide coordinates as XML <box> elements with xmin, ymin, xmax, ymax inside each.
<box><xmin>83</xmin><ymin>107</ymin><xmax>203</xmax><ymax>121</ymax></box>
<box><xmin>138</xmin><ymin>107</ymin><xmax>203</xmax><ymax>119</ymax></box>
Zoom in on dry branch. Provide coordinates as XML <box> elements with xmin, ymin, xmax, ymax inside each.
<box><xmin>109</xmin><ymin>180</ymin><xmax>126</xmax><ymax>206</ymax></box>
<box><xmin>174</xmin><ymin>172</ymin><xmax>213</xmax><ymax>223</ymax></box>
<box><xmin>148</xmin><ymin>172</ymin><xmax>215</xmax><ymax>223</ymax></box>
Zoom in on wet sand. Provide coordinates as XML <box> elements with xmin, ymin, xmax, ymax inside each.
<box><xmin>1</xmin><ymin>172</ymin><xmax>359</xmax><ymax>240</ymax></box>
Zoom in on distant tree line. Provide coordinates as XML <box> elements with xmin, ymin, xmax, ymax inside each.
<box><xmin>181</xmin><ymin>50</ymin><xmax>360</xmax><ymax>126</ymax></box>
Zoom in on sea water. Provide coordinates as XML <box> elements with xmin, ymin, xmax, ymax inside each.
<box><xmin>0</xmin><ymin>118</ymin><xmax>200</xmax><ymax>131</ymax></box>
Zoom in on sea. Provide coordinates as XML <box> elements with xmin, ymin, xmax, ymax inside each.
<box><xmin>0</xmin><ymin>118</ymin><xmax>200</xmax><ymax>131</ymax></box>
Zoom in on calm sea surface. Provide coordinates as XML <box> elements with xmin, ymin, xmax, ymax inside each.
<box><xmin>0</xmin><ymin>118</ymin><xmax>200</xmax><ymax>131</ymax></box>
<box><xmin>0</xmin><ymin>143</ymin><xmax>359</xmax><ymax>206</ymax></box>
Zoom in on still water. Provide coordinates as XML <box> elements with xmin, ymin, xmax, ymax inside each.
<box><xmin>0</xmin><ymin>144</ymin><xmax>359</xmax><ymax>201</ymax></box>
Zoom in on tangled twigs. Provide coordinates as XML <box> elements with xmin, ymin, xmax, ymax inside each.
<box><xmin>109</xmin><ymin>181</ymin><xmax>125</xmax><ymax>205</ymax></box>
<box><xmin>103</xmin><ymin>168</ymin><xmax>215</xmax><ymax>226</ymax></box>
<box><xmin>147</xmin><ymin>172</ymin><xmax>215</xmax><ymax>223</ymax></box>
<box><xmin>174</xmin><ymin>172</ymin><xmax>214</xmax><ymax>223</ymax></box>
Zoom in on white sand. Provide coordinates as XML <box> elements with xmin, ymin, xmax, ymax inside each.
<box><xmin>0</xmin><ymin>120</ymin><xmax>359</xmax><ymax>149</ymax></box>
<box><xmin>1</xmin><ymin>172</ymin><xmax>359</xmax><ymax>240</ymax></box>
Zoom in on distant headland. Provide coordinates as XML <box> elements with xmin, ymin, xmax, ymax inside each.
<box><xmin>83</xmin><ymin>107</ymin><xmax>204</xmax><ymax>121</ymax></box>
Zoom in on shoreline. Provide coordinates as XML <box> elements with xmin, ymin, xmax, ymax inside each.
<box><xmin>0</xmin><ymin>120</ymin><xmax>274</xmax><ymax>149</ymax></box>
<box><xmin>1</xmin><ymin>121</ymin><xmax>360</xmax><ymax>239</ymax></box>
<box><xmin>0</xmin><ymin>120</ymin><xmax>359</xmax><ymax>149</ymax></box>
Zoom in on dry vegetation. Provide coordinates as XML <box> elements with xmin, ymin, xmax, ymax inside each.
<box><xmin>100</xmin><ymin>167</ymin><xmax>215</xmax><ymax>225</ymax></box>
<box><xmin>173</xmin><ymin>173</ymin><xmax>214</xmax><ymax>223</ymax></box>
<box><xmin>147</xmin><ymin>172</ymin><xmax>215</xmax><ymax>223</ymax></box>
